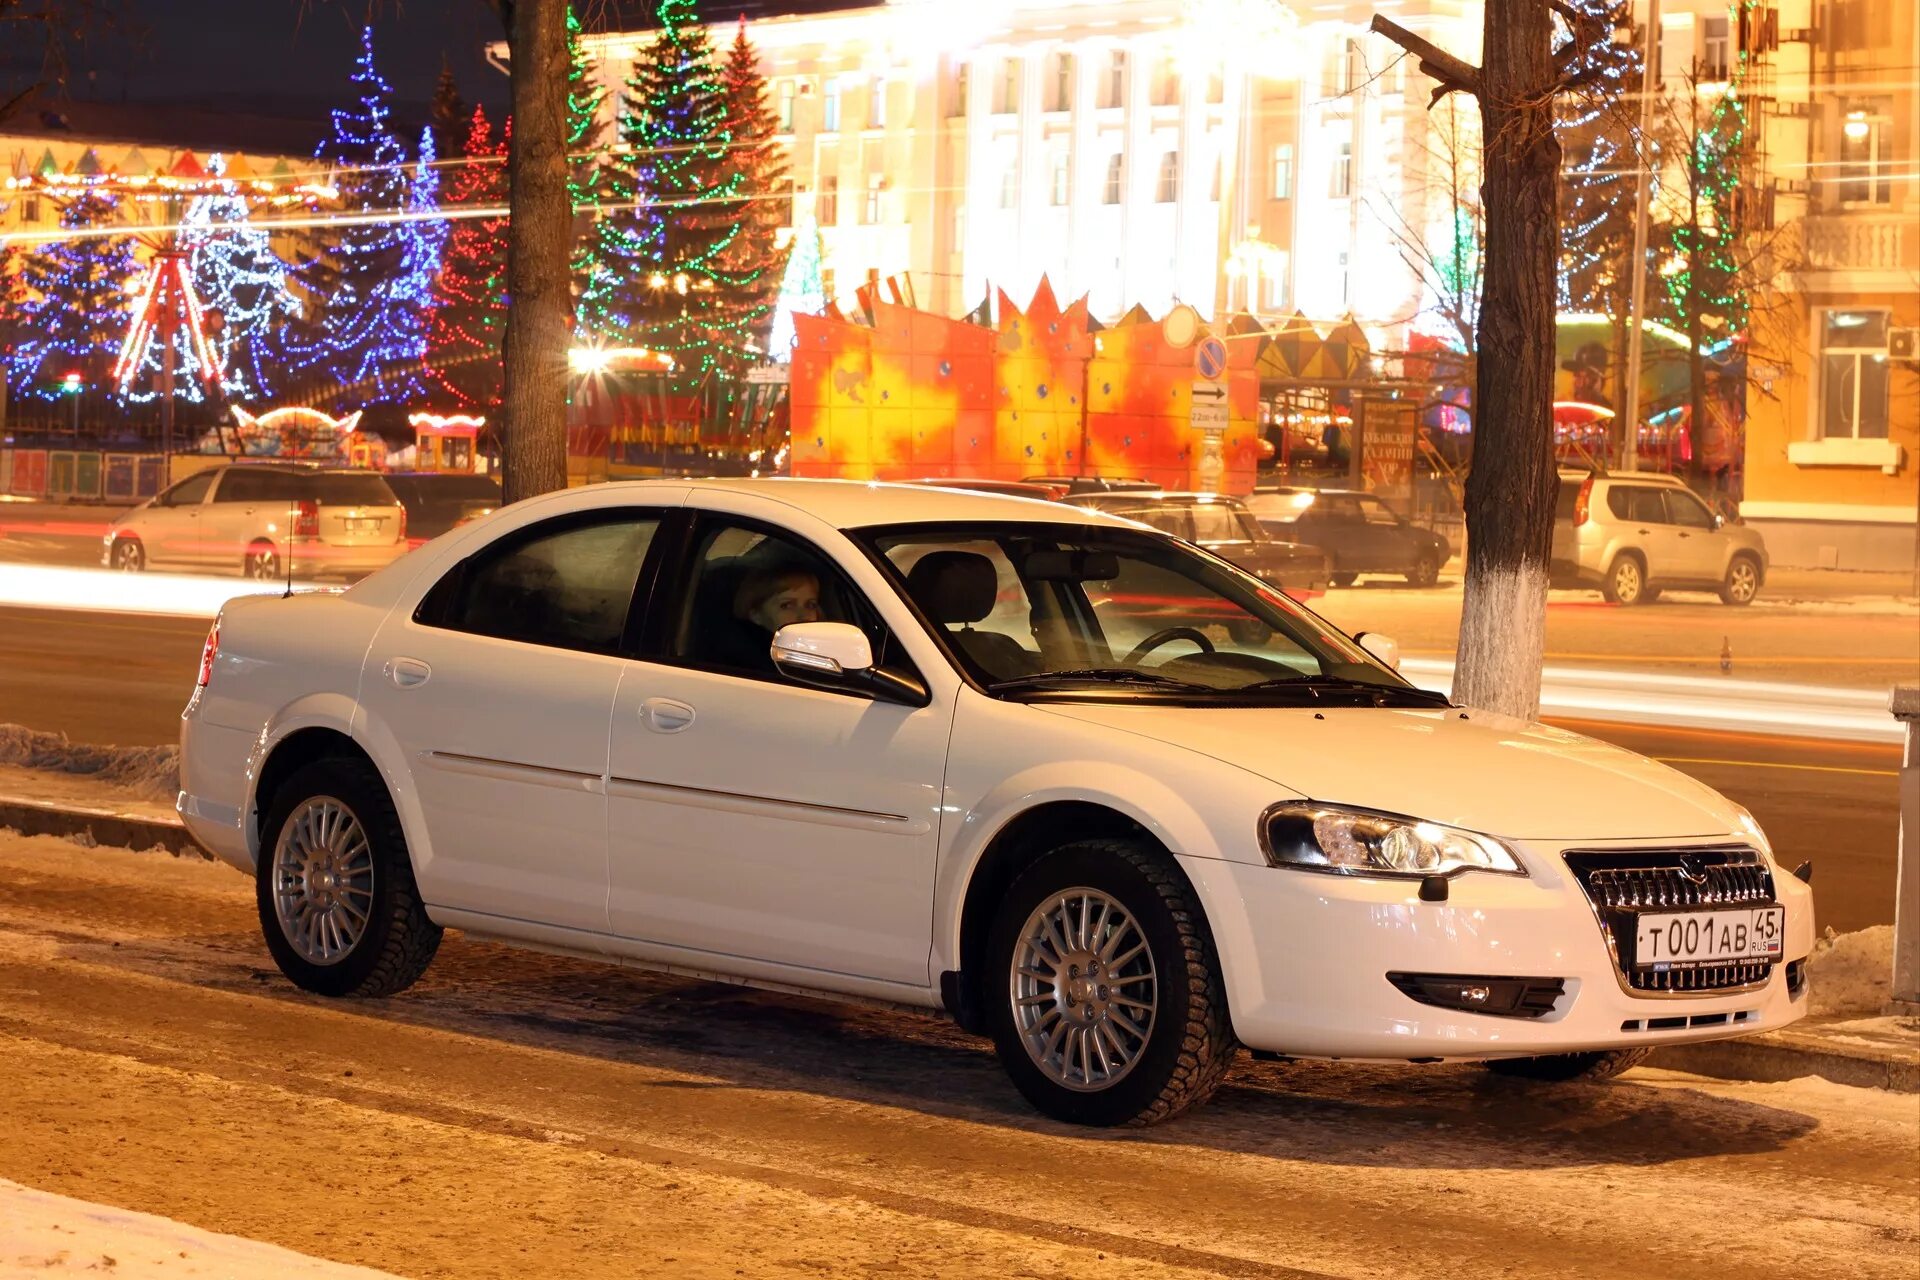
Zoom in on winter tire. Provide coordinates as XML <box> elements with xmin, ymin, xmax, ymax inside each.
<box><xmin>1484</xmin><ymin>1047</ymin><xmax>1650</xmax><ymax>1082</ymax></box>
<box><xmin>986</xmin><ymin>839</ymin><xmax>1236</xmax><ymax>1126</ymax></box>
<box><xmin>257</xmin><ymin>758</ymin><xmax>441</xmax><ymax>999</ymax></box>
<box><xmin>1330</xmin><ymin>572</ymin><xmax>1358</xmax><ymax>588</ymax></box>
<box><xmin>1405</xmin><ymin>551</ymin><xmax>1439</xmax><ymax>588</ymax></box>
<box><xmin>109</xmin><ymin>538</ymin><xmax>145</xmax><ymax>572</ymax></box>
<box><xmin>1602</xmin><ymin>554</ymin><xmax>1646</xmax><ymax>605</ymax></box>
<box><xmin>245</xmin><ymin>541</ymin><xmax>281</xmax><ymax>581</ymax></box>
<box><xmin>1719</xmin><ymin>555</ymin><xmax>1760</xmax><ymax>606</ymax></box>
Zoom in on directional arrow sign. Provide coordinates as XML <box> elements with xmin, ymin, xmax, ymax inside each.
<box><xmin>1191</xmin><ymin>382</ymin><xmax>1228</xmax><ymax>402</ymax></box>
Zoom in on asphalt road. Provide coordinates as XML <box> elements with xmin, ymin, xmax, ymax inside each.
<box><xmin>0</xmin><ymin>605</ymin><xmax>1902</xmax><ymax>933</ymax></box>
<box><xmin>0</xmin><ymin>831</ymin><xmax>1911</xmax><ymax>1280</ymax></box>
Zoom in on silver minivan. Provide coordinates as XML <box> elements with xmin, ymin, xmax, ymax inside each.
<box><xmin>1552</xmin><ymin>469</ymin><xmax>1768</xmax><ymax>605</ymax></box>
<box><xmin>104</xmin><ymin>463</ymin><xmax>408</xmax><ymax>581</ymax></box>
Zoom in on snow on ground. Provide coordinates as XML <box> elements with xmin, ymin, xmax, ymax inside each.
<box><xmin>1808</xmin><ymin>924</ymin><xmax>1895</xmax><ymax>1017</ymax></box>
<box><xmin>0</xmin><ymin>725</ymin><xmax>178</xmax><ymax>805</ymax></box>
<box><xmin>0</xmin><ymin>1179</ymin><xmax>403</xmax><ymax>1279</ymax></box>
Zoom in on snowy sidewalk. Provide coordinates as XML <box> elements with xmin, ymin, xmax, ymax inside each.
<box><xmin>0</xmin><ymin>1179</ymin><xmax>404</xmax><ymax>1279</ymax></box>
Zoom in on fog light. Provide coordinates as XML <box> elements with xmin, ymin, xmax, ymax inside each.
<box><xmin>1387</xmin><ymin>972</ymin><xmax>1566</xmax><ymax>1019</ymax></box>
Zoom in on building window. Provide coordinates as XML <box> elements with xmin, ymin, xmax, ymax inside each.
<box><xmin>1103</xmin><ymin>153</ymin><xmax>1124</xmax><ymax>204</ymax></box>
<box><xmin>999</xmin><ymin>159</ymin><xmax>1019</xmax><ymax>210</ymax></box>
<box><xmin>1152</xmin><ymin>53</ymin><xmax>1179</xmax><ymax>106</ymax></box>
<box><xmin>868</xmin><ymin>76</ymin><xmax>887</xmax><ymax>129</ymax></box>
<box><xmin>784</xmin><ymin>177</ymin><xmax>798</xmax><ymax>223</ymax></box>
<box><xmin>777</xmin><ymin>80</ymin><xmax>796</xmax><ymax>131</ymax></box>
<box><xmin>823</xmin><ymin>80</ymin><xmax>841</xmax><ymax>132</ymax></box>
<box><xmin>1700</xmin><ymin>16</ymin><xmax>1730</xmax><ymax>79</ymax></box>
<box><xmin>818</xmin><ymin>175</ymin><xmax>839</xmax><ymax>225</ymax></box>
<box><xmin>23</xmin><ymin>196</ymin><xmax>39</xmax><ymax>222</ymax></box>
<box><xmin>1049</xmin><ymin>51</ymin><xmax>1072</xmax><ymax>112</ymax></box>
<box><xmin>1819</xmin><ymin>310</ymin><xmax>1891</xmax><ymax>439</ymax></box>
<box><xmin>995</xmin><ymin>59</ymin><xmax>1020</xmax><ymax>114</ymax></box>
<box><xmin>1261</xmin><ymin>264</ymin><xmax>1288</xmax><ymax>311</ymax></box>
<box><xmin>1271</xmin><ymin>143</ymin><xmax>1294</xmax><ymax>199</ymax></box>
<box><xmin>948</xmin><ymin>63</ymin><xmax>968</xmax><ymax>118</ymax></box>
<box><xmin>864</xmin><ymin>174</ymin><xmax>885</xmax><ymax>223</ymax></box>
<box><xmin>1050</xmin><ymin>151</ymin><xmax>1070</xmax><ymax>205</ymax></box>
<box><xmin>1331</xmin><ymin>141</ymin><xmax>1352</xmax><ymax>197</ymax></box>
<box><xmin>1339</xmin><ymin>37</ymin><xmax>1364</xmax><ymax>94</ymax></box>
<box><xmin>1837</xmin><ymin>107</ymin><xmax>1892</xmax><ymax>205</ymax></box>
<box><xmin>1103</xmin><ymin>49</ymin><xmax>1127</xmax><ymax>109</ymax></box>
<box><xmin>1156</xmin><ymin>151</ymin><xmax>1179</xmax><ymax>202</ymax></box>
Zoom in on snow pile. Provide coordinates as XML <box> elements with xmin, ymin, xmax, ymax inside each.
<box><xmin>0</xmin><ymin>724</ymin><xmax>179</xmax><ymax>805</ymax></box>
<box><xmin>1807</xmin><ymin>925</ymin><xmax>1894</xmax><ymax>1017</ymax></box>
<box><xmin>0</xmin><ymin>1178</ymin><xmax>403</xmax><ymax>1278</ymax></box>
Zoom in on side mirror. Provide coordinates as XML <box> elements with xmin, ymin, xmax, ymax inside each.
<box><xmin>771</xmin><ymin>622</ymin><xmax>929</xmax><ymax>706</ymax></box>
<box><xmin>1355</xmin><ymin>631</ymin><xmax>1402</xmax><ymax>672</ymax></box>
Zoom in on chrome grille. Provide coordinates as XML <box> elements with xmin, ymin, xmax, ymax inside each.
<box><xmin>1563</xmin><ymin>848</ymin><xmax>1777</xmax><ymax>995</ymax></box>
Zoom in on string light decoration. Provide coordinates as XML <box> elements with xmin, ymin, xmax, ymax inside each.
<box><xmin>283</xmin><ymin>26</ymin><xmax>442</xmax><ymax>404</ymax></box>
<box><xmin>6</xmin><ymin>187</ymin><xmax>139</xmax><ymax>400</ymax></box>
<box><xmin>1659</xmin><ymin>62</ymin><xmax>1752</xmax><ymax>342</ymax></box>
<box><xmin>1555</xmin><ymin>0</ymin><xmax>1642</xmax><ymax>313</ymax></box>
<box><xmin>712</xmin><ymin>19</ymin><xmax>788</xmax><ymax>367</ymax></box>
<box><xmin>180</xmin><ymin>155</ymin><xmax>302</xmax><ymax>400</ymax></box>
<box><xmin>113</xmin><ymin>248</ymin><xmax>225</xmax><ymax>399</ymax></box>
<box><xmin>768</xmin><ymin>210</ymin><xmax>826</xmax><ymax>363</ymax></box>
<box><xmin>576</xmin><ymin>0</ymin><xmax>754</xmax><ymax>390</ymax></box>
<box><xmin>567</xmin><ymin>5</ymin><xmax>608</xmax><ymax>291</ymax></box>
<box><xmin>427</xmin><ymin>107</ymin><xmax>510</xmax><ymax>409</ymax></box>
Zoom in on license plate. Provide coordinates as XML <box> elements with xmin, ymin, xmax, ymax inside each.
<box><xmin>1633</xmin><ymin>905</ymin><xmax>1784</xmax><ymax>970</ymax></box>
<box><xmin>343</xmin><ymin>517</ymin><xmax>382</xmax><ymax>533</ymax></box>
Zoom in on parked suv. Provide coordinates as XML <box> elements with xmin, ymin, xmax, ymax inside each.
<box><xmin>1552</xmin><ymin>469</ymin><xmax>1766</xmax><ymax>606</ymax></box>
<box><xmin>1065</xmin><ymin>491</ymin><xmax>1332</xmax><ymax>595</ymax></box>
<box><xmin>1244</xmin><ymin>487</ymin><xmax>1451</xmax><ymax>587</ymax></box>
<box><xmin>104</xmin><ymin>463</ymin><xmax>407</xmax><ymax>580</ymax></box>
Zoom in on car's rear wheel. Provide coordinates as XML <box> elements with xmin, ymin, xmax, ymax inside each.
<box><xmin>1602</xmin><ymin>554</ymin><xmax>1647</xmax><ymax>605</ymax></box>
<box><xmin>1330</xmin><ymin>571</ymin><xmax>1358</xmax><ymax>588</ymax></box>
<box><xmin>986</xmin><ymin>839</ymin><xmax>1236</xmax><ymax>1126</ymax></box>
<box><xmin>1719</xmin><ymin>554</ymin><xmax>1760</xmax><ymax>606</ymax></box>
<box><xmin>244</xmin><ymin>540</ymin><xmax>280</xmax><ymax>581</ymax></box>
<box><xmin>256</xmin><ymin>758</ymin><xmax>440</xmax><ymax>998</ymax></box>
<box><xmin>109</xmin><ymin>538</ymin><xmax>145</xmax><ymax>572</ymax></box>
<box><xmin>1484</xmin><ymin>1048</ymin><xmax>1650</xmax><ymax>1082</ymax></box>
<box><xmin>1405</xmin><ymin>551</ymin><xmax>1439</xmax><ymax>588</ymax></box>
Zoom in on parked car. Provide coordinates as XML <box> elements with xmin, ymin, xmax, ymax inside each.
<box><xmin>380</xmin><ymin>472</ymin><xmax>503</xmax><ymax>546</ymax></box>
<box><xmin>1064</xmin><ymin>490</ymin><xmax>1331</xmax><ymax>596</ymax></box>
<box><xmin>180</xmin><ymin>479</ymin><xmax>1809</xmax><ymax>1127</ymax></box>
<box><xmin>1245</xmin><ymin>487</ymin><xmax>1451</xmax><ymax>587</ymax></box>
<box><xmin>1023</xmin><ymin>474</ymin><xmax>1162</xmax><ymax>496</ymax></box>
<box><xmin>1552</xmin><ymin>469</ymin><xmax>1768</xmax><ymax>605</ymax></box>
<box><xmin>104</xmin><ymin>463</ymin><xmax>407</xmax><ymax>581</ymax></box>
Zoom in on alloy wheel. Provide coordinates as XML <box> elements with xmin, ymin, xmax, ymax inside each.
<box><xmin>247</xmin><ymin>548</ymin><xmax>280</xmax><ymax>580</ymax></box>
<box><xmin>1009</xmin><ymin>887</ymin><xmax>1158</xmax><ymax>1092</ymax></box>
<box><xmin>1726</xmin><ymin>560</ymin><xmax>1757</xmax><ymax>603</ymax></box>
<box><xmin>271</xmin><ymin>795</ymin><xmax>376</xmax><ymax>966</ymax></box>
<box><xmin>1612</xmin><ymin>559</ymin><xmax>1641</xmax><ymax>603</ymax></box>
<box><xmin>111</xmin><ymin>541</ymin><xmax>143</xmax><ymax>572</ymax></box>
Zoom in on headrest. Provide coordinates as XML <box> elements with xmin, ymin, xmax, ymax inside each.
<box><xmin>905</xmin><ymin>550</ymin><xmax>998</xmax><ymax>625</ymax></box>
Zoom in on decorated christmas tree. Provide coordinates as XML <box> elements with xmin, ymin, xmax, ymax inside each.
<box><xmin>428</xmin><ymin>107</ymin><xmax>511</xmax><ymax>409</ymax></box>
<box><xmin>1556</xmin><ymin>3</ymin><xmax>1643</xmax><ymax>316</ymax></box>
<box><xmin>179</xmin><ymin>155</ymin><xmax>301</xmax><ymax>401</ymax></box>
<box><xmin>713</xmin><ymin>19</ymin><xmax>789</xmax><ymax>366</ymax></box>
<box><xmin>7</xmin><ymin>187</ymin><xmax>138</xmax><ymax>400</ymax></box>
<box><xmin>284</xmin><ymin>27</ymin><xmax>438</xmax><ymax>403</ymax></box>
<box><xmin>767</xmin><ymin>210</ymin><xmax>825</xmax><ymax>363</ymax></box>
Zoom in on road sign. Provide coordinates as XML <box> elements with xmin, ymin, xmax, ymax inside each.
<box><xmin>1195</xmin><ymin>336</ymin><xmax>1228</xmax><ymax>381</ymax></box>
<box><xmin>1190</xmin><ymin>380</ymin><xmax>1229</xmax><ymax>430</ymax></box>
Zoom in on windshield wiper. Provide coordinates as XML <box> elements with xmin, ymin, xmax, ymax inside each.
<box><xmin>988</xmin><ymin>667</ymin><xmax>1214</xmax><ymax>693</ymax></box>
<box><xmin>1232</xmin><ymin>674</ymin><xmax>1452</xmax><ymax>705</ymax></box>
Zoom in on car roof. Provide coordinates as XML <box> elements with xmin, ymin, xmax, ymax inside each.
<box><xmin>666</xmin><ymin>477</ymin><xmax>1138</xmax><ymax>528</ymax></box>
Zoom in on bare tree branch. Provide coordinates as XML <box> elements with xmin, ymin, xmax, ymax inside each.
<box><xmin>1370</xmin><ymin>15</ymin><xmax>1483</xmax><ymax>102</ymax></box>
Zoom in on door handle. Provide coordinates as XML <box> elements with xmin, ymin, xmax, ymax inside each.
<box><xmin>386</xmin><ymin>657</ymin><xmax>432</xmax><ymax>689</ymax></box>
<box><xmin>640</xmin><ymin>697</ymin><xmax>695</xmax><ymax>733</ymax></box>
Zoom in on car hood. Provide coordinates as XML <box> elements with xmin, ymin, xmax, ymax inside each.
<box><xmin>1032</xmin><ymin>701</ymin><xmax>1743</xmax><ymax>842</ymax></box>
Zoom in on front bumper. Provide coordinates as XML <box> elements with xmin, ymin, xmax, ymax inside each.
<box><xmin>1181</xmin><ymin>842</ymin><xmax>1814</xmax><ymax>1060</ymax></box>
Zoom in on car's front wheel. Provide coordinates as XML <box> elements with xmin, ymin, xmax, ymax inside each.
<box><xmin>986</xmin><ymin>840</ymin><xmax>1236</xmax><ymax>1126</ymax></box>
<box><xmin>1484</xmin><ymin>1048</ymin><xmax>1650</xmax><ymax>1082</ymax></box>
<box><xmin>256</xmin><ymin>758</ymin><xmax>441</xmax><ymax>998</ymax></box>
<box><xmin>109</xmin><ymin>537</ymin><xmax>145</xmax><ymax>572</ymax></box>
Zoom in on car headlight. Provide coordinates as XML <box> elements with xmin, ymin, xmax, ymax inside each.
<box><xmin>1732</xmin><ymin>805</ymin><xmax>1773</xmax><ymax>859</ymax></box>
<box><xmin>1260</xmin><ymin>802</ymin><xmax>1525</xmax><ymax>878</ymax></box>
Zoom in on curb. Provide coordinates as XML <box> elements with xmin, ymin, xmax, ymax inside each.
<box><xmin>1648</xmin><ymin>1033</ymin><xmax>1919</xmax><ymax>1093</ymax></box>
<box><xmin>0</xmin><ymin>796</ymin><xmax>207</xmax><ymax>859</ymax></box>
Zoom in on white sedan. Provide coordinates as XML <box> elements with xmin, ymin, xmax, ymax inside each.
<box><xmin>177</xmin><ymin>480</ymin><xmax>1813</xmax><ymax>1126</ymax></box>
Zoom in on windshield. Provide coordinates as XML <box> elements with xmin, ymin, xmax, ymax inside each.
<box><xmin>315</xmin><ymin>473</ymin><xmax>400</xmax><ymax>507</ymax></box>
<box><xmin>859</xmin><ymin>522</ymin><xmax>1433</xmax><ymax>705</ymax></box>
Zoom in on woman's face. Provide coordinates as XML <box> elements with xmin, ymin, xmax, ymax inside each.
<box><xmin>751</xmin><ymin>577</ymin><xmax>821</xmax><ymax>631</ymax></box>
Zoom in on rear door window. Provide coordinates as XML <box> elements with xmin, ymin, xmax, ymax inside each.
<box><xmin>212</xmin><ymin>470</ymin><xmax>269</xmax><ymax>503</ymax></box>
<box><xmin>421</xmin><ymin>514</ymin><xmax>663</xmax><ymax>654</ymax></box>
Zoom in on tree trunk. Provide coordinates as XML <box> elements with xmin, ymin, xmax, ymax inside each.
<box><xmin>1452</xmin><ymin>0</ymin><xmax>1563</xmax><ymax>720</ymax></box>
<box><xmin>500</xmin><ymin>0</ymin><xmax>572</xmax><ymax>504</ymax></box>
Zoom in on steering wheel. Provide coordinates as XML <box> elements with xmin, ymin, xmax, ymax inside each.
<box><xmin>1125</xmin><ymin>626</ymin><xmax>1215</xmax><ymax>665</ymax></box>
